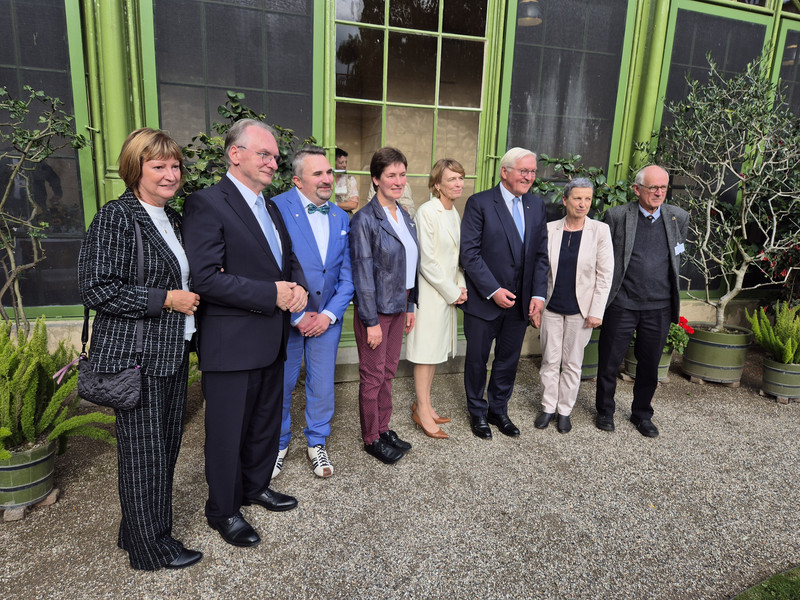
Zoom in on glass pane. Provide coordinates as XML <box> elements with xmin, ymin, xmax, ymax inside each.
<box><xmin>206</xmin><ymin>5</ymin><xmax>264</xmax><ymax>88</ymax></box>
<box><xmin>443</xmin><ymin>0</ymin><xmax>487</xmax><ymax>36</ymax></box>
<box><xmin>780</xmin><ymin>30</ymin><xmax>800</xmax><ymax>116</ymax></box>
<box><xmin>156</xmin><ymin>1</ymin><xmax>313</xmax><ymax>154</ymax></box>
<box><xmin>0</xmin><ymin>0</ymin><xmax>84</xmax><ymax>308</ymax></box>
<box><xmin>386</xmin><ymin>32</ymin><xmax>436</xmax><ymax>104</ymax></box>
<box><xmin>664</xmin><ymin>10</ymin><xmax>766</xmax><ymax>113</ymax></box>
<box><xmin>336</xmin><ymin>25</ymin><xmax>384</xmax><ymax>100</ymax></box>
<box><xmin>385</xmin><ymin>106</ymin><xmax>433</xmax><ymax>173</ymax></box>
<box><xmin>335</xmin><ymin>103</ymin><xmax>384</xmax><ymax>177</ymax></box>
<box><xmin>337</xmin><ymin>0</ymin><xmax>384</xmax><ymax>24</ymax></box>
<box><xmin>440</xmin><ymin>38</ymin><xmax>484</xmax><ymax>107</ymax></box>
<box><xmin>389</xmin><ymin>0</ymin><xmax>439</xmax><ymax>32</ymax></box>
<box><xmin>507</xmin><ymin>0</ymin><xmax>628</xmax><ymax>175</ymax></box>
<box><xmin>435</xmin><ymin>110</ymin><xmax>479</xmax><ymax>174</ymax></box>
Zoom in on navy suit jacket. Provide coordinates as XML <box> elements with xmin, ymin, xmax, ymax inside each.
<box><xmin>182</xmin><ymin>175</ymin><xmax>307</xmax><ymax>371</ymax></box>
<box><xmin>459</xmin><ymin>184</ymin><xmax>549</xmax><ymax>321</ymax></box>
<box><xmin>273</xmin><ymin>187</ymin><xmax>354</xmax><ymax>322</ymax></box>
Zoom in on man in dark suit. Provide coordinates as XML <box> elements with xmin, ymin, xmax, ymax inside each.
<box><xmin>595</xmin><ymin>165</ymin><xmax>689</xmax><ymax>438</ymax></box>
<box><xmin>459</xmin><ymin>147</ymin><xmax>549</xmax><ymax>439</ymax></box>
<box><xmin>183</xmin><ymin>119</ymin><xmax>308</xmax><ymax>547</ymax></box>
<box><xmin>272</xmin><ymin>147</ymin><xmax>353</xmax><ymax>479</ymax></box>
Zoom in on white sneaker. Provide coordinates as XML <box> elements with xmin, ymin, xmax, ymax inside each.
<box><xmin>272</xmin><ymin>447</ymin><xmax>288</xmax><ymax>479</ymax></box>
<box><xmin>307</xmin><ymin>444</ymin><xmax>333</xmax><ymax>478</ymax></box>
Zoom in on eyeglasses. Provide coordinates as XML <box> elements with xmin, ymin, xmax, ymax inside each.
<box><xmin>640</xmin><ymin>184</ymin><xmax>668</xmax><ymax>193</ymax></box>
<box><xmin>507</xmin><ymin>167</ymin><xmax>537</xmax><ymax>177</ymax></box>
<box><xmin>237</xmin><ymin>145</ymin><xmax>281</xmax><ymax>166</ymax></box>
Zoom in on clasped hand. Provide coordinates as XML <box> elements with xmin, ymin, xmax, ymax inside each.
<box><xmin>276</xmin><ymin>281</ymin><xmax>307</xmax><ymax>313</ymax></box>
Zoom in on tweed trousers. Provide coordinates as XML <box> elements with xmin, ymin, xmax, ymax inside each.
<box><xmin>353</xmin><ymin>307</ymin><xmax>405</xmax><ymax>444</ymax></box>
<box><xmin>115</xmin><ymin>349</ymin><xmax>189</xmax><ymax>570</ymax></box>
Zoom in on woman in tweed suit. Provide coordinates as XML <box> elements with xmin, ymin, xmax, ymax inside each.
<box><xmin>78</xmin><ymin>129</ymin><xmax>202</xmax><ymax>570</ymax></box>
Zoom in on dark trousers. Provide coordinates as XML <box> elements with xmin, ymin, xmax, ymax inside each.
<box><xmin>202</xmin><ymin>361</ymin><xmax>283</xmax><ymax>520</ymax></box>
<box><xmin>115</xmin><ymin>350</ymin><xmax>189</xmax><ymax>571</ymax></box>
<box><xmin>595</xmin><ymin>303</ymin><xmax>671</xmax><ymax>421</ymax></box>
<box><xmin>463</xmin><ymin>303</ymin><xmax>528</xmax><ymax>418</ymax></box>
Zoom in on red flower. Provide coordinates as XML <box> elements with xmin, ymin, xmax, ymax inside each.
<box><xmin>677</xmin><ymin>316</ymin><xmax>694</xmax><ymax>335</ymax></box>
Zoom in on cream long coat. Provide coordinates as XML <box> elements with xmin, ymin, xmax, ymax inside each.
<box><xmin>545</xmin><ymin>217</ymin><xmax>614</xmax><ymax>319</ymax></box>
<box><xmin>405</xmin><ymin>197</ymin><xmax>465</xmax><ymax>364</ymax></box>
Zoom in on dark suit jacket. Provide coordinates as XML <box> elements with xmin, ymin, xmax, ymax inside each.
<box><xmin>182</xmin><ymin>175</ymin><xmax>306</xmax><ymax>371</ymax></box>
<box><xmin>78</xmin><ymin>190</ymin><xmax>187</xmax><ymax>377</ymax></box>
<box><xmin>459</xmin><ymin>184</ymin><xmax>549</xmax><ymax>321</ymax></box>
<box><xmin>604</xmin><ymin>201</ymin><xmax>689</xmax><ymax>323</ymax></box>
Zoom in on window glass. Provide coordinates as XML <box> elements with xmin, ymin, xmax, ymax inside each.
<box><xmin>389</xmin><ymin>0</ymin><xmax>439</xmax><ymax>31</ymax></box>
<box><xmin>0</xmin><ymin>0</ymin><xmax>84</xmax><ymax>307</ymax></box>
<box><xmin>386</xmin><ymin>32</ymin><xmax>437</xmax><ymax>104</ymax></box>
<box><xmin>779</xmin><ymin>29</ymin><xmax>800</xmax><ymax>116</ymax></box>
<box><xmin>337</xmin><ymin>0</ymin><xmax>384</xmax><ymax>25</ymax></box>
<box><xmin>440</xmin><ymin>38</ymin><xmax>484</xmax><ymax>108</ymax></box>
<box><xmin>507</xmin><ymin>0</ymin><xmax>628</xmax><ymax>177</ymax></box>
<box><xmin>385</xmin><ymin>106</ymin><xmax>434</xmax><ymax>173</ymax></box>
<box><xmin>336</xmin><ymin>25</ymin><xmax>384</xmax><ymax>101</ymax></box>
<box><xmin>154</xmin><ymin>0</ymin><xmax>314</xmax><ymax>146</ymax></box>
<box><xmin>443</xmin><ymin>0</ymin><xmax>486</xmax><ymax>36</ymax></box>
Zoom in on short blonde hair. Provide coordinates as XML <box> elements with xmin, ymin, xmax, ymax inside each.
<box><xmin>428</xmin><ymin>158</ymin><xmax>465</xmax><ymax>198</ymax></box>
<box><xmin>118</xmin><ymin>128</ymin><xmax>184</xmax><ymax>190</ymax></box>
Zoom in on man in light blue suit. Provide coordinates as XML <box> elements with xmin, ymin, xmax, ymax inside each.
<box><xmin>273</xmin><ymin>146</ymin><xmax>354</xmax><ymax>478</ymax></box>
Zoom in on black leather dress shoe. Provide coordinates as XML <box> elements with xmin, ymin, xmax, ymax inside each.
<box><xmin>364</xmin><ymin>438</ymin><xmax>404</xmax><ymax>464</ymax></box>
<box><xmin>534</xmin><ymin>412</ymin><xmax>555</xmax><ymax>429</ymax></box>
<box><xmin>207</xmin><ymin>513</ymin><xmax>260</xmax><ymax>547</ymax></box>
<box><xmin>379</xmin><ymin>429</ymin><xmax>412</xmax><ymax>452</ymax></box>
<box><xmin>470</xmin><ymin>415</ymin><xmax>492</xmax><ymax>439</ymax></box>
<box><xmin>595</xmin><ymin>414</ymin><xmax>615</xmax><ymax>432</ymax></box>
<box><xmin>165</xmin><ymin>548</ymin><xmax>203</xmax><ymax>569</ymax></box>
<box><xmin>630</xmin><ymin>416</ymin><xmax>659</xmax><ymax>438</ymax></box>
<box><xmin>557</xmin><ymin>414</ymin><xmax>572</xmax><ymax>434</ymax></box>
<box><xmin>487</xmin><ymin>412</ymin><xmax>520</xmax><ymax>437</ymax></box>
<box><xmin>243</xmin><ymin>487</ymin><xmax>298</xmax><ymax>512</ymax></box>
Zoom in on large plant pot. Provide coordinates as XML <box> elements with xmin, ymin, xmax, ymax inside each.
<box><xmin>580</xmin><ymin>327</ymin><xmax>601</xmax><ymax>380</ymax></box>
<box><xmin>0</xmin><ymin>440</ymin><xmax>57</xmax><ymax>510</ymax></box>
<box><xmin>623</xmin><ymin>345</ymin><xmax>672</xmax><ymax>382</ymax></box>
<box><xmin>681</xmin><ymin>323</ymin><xmax>753</xmax><ymax>384</ymax></box>
<box><xmin>762</xmin><ymin>358</ymin><xmax>800</xmax><ymax>400</ymax></box>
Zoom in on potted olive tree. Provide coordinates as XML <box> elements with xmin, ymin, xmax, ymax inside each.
<box><xmin>746</xmin><ymin>302</ymin><xmax>800</xmax><ymax>402</ymax></box>
<box><xmin>655</xmin><ymin>52</ymin><xmax>800</xmax><ymax>384</ymax></box>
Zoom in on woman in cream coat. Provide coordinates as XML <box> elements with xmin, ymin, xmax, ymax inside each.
<box><xmin>405</xmin><ymin>159</ymin><xmax>468</xmax><ymax>439</ymax></box>
<box><xmin>534</xmin><ymin>177</ymin><xmax>614</xmax><ymax>433</ymax></box>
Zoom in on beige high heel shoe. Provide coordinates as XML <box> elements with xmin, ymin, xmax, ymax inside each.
<box><xmin>412</xmin><ymin>409</ymin><xmax>449</xmax><ymax>439</ymax></box>
<box><xmin>412</xmin><ymin>402</ymin><xmax>451</xmax><ymax>425</ymax></box>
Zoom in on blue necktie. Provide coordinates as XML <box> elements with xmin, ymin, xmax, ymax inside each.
<box><xmin>512</xmin><ymin>197</ymin><xmax>524</xmax><ymax>241</ymax></box>
<box><xmin>255</xmin><ymin>195</ymin><xmax>282</xmax><ymax>265</ymax></box>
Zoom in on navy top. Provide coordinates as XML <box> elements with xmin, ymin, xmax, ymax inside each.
<box><xmin>546</xmin><ymin>230</ymin><xmax>582</xmax><ymax>315</ymax></box>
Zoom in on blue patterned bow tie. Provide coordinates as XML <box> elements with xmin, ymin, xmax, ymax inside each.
<box><xmin>307</xmin><ymin>203</ymin><xmax>330</xmax><ymax>215</ymax></box>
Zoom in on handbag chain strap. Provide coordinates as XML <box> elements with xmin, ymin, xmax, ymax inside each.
<box><xmin>82</xmin><ymin>214</ymin><xmax>145</xmax><ymax>364</ymax></box>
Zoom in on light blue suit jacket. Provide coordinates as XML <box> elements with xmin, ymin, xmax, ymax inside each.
<box><xmin>274</xmin><ymin>187</ymin><xmax>354</xmax><ymax>322</ymax></box>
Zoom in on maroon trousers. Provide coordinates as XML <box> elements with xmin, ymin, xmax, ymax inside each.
<box><xmin>353</xmin><ymin>307</ymin><xmax>405</xmax><ymax>444</ymax></box>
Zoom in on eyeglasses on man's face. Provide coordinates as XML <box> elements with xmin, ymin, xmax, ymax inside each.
<box><xmin>640</xmin><ymin>184</ymin><xmax>668</xmax><ymax>193</ymax></box>
<box><xmin>237</xmin><ymin>145</ymin><xmax>281</xmax><ymax>166</ymax></box>
<box><xmin>507</xmin><ymin>166</ymin><xmax>537</xmax><ymax>178</ymax></box>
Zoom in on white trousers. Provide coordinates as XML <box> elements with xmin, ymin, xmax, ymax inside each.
<box><xmin>539</xmin><ymin>309</ymin><xmax>594</xmax><ymax>416</ymax></box>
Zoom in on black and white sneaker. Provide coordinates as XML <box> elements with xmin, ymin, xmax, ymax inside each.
<box><xmin>307</xmin><ymin>444</ymin><xmax>333</xmax><ymax>478</ymax></box>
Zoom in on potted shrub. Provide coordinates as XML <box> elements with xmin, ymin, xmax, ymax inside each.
<box><xmin>623</xmin><ymin>317</ymin><xmax>693</xmax><ymax>382</ymax></box>
<box><xmin>0</xmin><ymin>318</ymin><xmax>115</xmax><ymax>512</ymax></box>
<box><xmin>655</xmin><ymin>52</ymin><xmax>800</xmax><ymax>384</ymax></box>
<box><xmin>746</xmin><ymin>302</ymin><xmax>800</xmax><ymax>402</ymax></box>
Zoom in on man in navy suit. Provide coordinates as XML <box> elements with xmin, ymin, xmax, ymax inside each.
<box><xmin>272</xmin><ymin>147</ymin><xmax>354</xmax><ymax>479</ymax></box>
<box><xmin>459</xmin><ymin>147</ymin><xmax>549</xmax><ymax>439</ymax></box>
<box><xmin>183</xmin><ymin>119</ymin><xmax>308</xmax><ymax>548</ymax></box>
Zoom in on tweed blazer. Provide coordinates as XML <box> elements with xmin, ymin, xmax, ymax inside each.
<box><xmin>604</xmin><ymin>201</ymin><xmax>689</xmax><ymax>322</ymax></box>
<box><xmin>545</xmin><ymin>217</ymin><xmax>614</xmax><ymax>320</ymax></box>
<box><xmin>77</xmin><ymin>190</ymin><xmax>188</xmax><ymax>377</ymax></box>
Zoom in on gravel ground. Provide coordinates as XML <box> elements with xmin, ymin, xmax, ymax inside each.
<box><xmin>2</xmin><ymin>349</ymin><xmax>798</xmax><ymax>600</ymax></box>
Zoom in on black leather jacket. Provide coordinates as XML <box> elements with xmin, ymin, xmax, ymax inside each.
<box><xmin>350</xmin><ymin>196</ymin><xmax>419</xmax><ymax>326</ymax></box>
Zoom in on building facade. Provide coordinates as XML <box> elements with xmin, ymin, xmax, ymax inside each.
<box><xmin>2</xmin><ymin>0</ymin><xmax>799</xmax><ymax>316</ymax></box>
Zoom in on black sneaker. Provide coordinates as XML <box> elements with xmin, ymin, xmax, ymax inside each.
<box><xmin>379</xmin><ymin>429</ymin><xmax>412</xmax><ymax>452</ymax></box>
<box><xmin>364</xmin><ymin>439</ymin><xmax>404</xmax><ymax>464</ymax></box>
